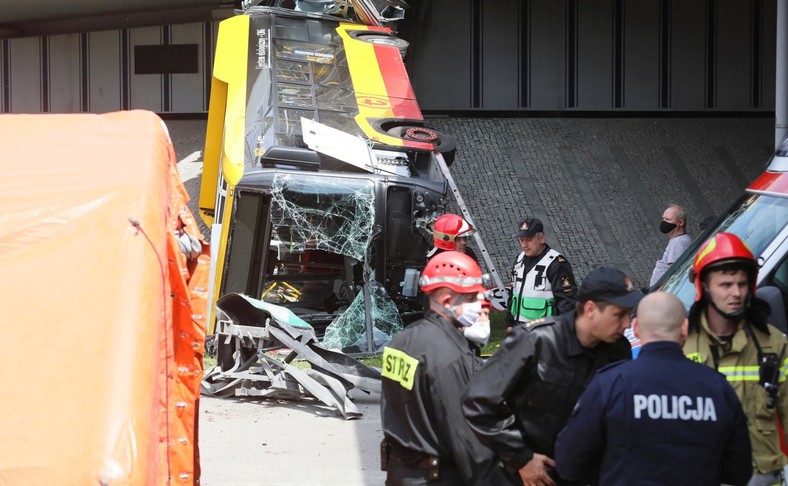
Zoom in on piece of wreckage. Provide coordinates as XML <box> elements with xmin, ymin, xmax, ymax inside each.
<box><xmin>199</xmin><ymin>0</ymin><xmax>504</xmax><ymax>416</ymax></box>
<box><xmin>201</xmin><ymin>293</ymin><xmax>381</xmax><ymax>419</ymax></box>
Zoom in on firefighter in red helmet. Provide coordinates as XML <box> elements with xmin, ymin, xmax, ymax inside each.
<box><xmin>427</xmin><ymin>213</ymin><xmax>479</xmax><ymax>263</ymax></box>
<box><xmin>380</xmin><ymin>251</ymin><xmax>514</xmax><ymax>485</ymax></box>
<box><xmin>683</xmin><ymin>232</ymin><xmax>788</xmax><ymax>484</ymax></box>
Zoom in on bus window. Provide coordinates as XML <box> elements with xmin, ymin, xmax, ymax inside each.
<box><xmin>275</xmin><ymin>60</ymin><xmax>312</xmax><ymax>83</ymax></box>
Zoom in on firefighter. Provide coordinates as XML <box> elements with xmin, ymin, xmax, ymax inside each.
<box><xmin>683</xmin><ymin>232</ymin><xmax>788</xmax><ymax>485</ymax></box>
<box><xmin>507</xmin><ymin>217</ymin><xmax>576</xmax><ymax>326</ymax></box>
<box><xmin>462</xmin><ymin>267</ymin><xmax>640</xmax><ymax>486</ymax></box>
<box><xmin>380</xmin><ymin>251</ymin><xmax>513</xmax><ymax>485</ymax></box>
<box><xmin>555</xmin><ymin>291</ymin><xmax>752</xmax><ymax>486</ymax></box>
<box><xmin>427</xmin><ymin>213</ymin><xmax>479</xmax><ymax>263</ymax></box>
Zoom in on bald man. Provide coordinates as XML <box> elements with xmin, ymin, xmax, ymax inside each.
<box><xmin>555</xmin><ymin>292</ymin><xmax>752</xmax><ymax>486</ymax></box>
<box><xmin>649</xmin><ymin>205</ymin><xmax>691</xmax><ymax>286</ymax></box>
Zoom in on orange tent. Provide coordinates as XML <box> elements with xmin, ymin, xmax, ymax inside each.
<box><xmin>0</xmin><ymin>110</ymin><xmax>208</xmax><ymax>484</ymax></box>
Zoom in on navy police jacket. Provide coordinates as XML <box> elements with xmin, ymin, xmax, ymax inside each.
<box><xmin>555</xmin><ymin>341</ymin><xmax>752</xmax><ymax>486</ymax></box>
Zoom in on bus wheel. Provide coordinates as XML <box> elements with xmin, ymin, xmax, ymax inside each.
<box><xmin>387</xmin><ymin>126</ymin><xmax>457</xmax><ymax>166</ymax></box>
<box><xmin>355</xmin><ymin>33</ymin><xmax>409</xmax><ymax>57</ymax></box>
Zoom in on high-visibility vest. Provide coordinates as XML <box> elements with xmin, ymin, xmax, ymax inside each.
<box><xmin>510</xmin><ymin>249</ymin><xmax>559</xmax><ymax>322</ymax></box>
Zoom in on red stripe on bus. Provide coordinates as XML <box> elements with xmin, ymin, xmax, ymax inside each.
<box><xmin>373</xmin><ymin>43</ymin><xmax>422</xmax><ymax>120</ymax></box>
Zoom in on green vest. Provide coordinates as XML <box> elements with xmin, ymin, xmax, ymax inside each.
<box><xmin>510</xmin><ymin>249</ymin><xmax>559</xmax><ymax>322</ymax></box>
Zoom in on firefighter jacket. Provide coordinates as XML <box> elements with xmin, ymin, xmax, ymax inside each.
<box><xmin>380</xmin><ymin>310</ymin><xmax>515</xmax><ymax>485</ymax></box>
<box><xmin>684</xmin><ymin>313</ymin><xmax>788</xmax><ymax>475</ymax></box>
<box><xmin>462</xmin><ymin>312</ymin><xmax>631</xmax><ymax>475</ymax></box>
<box><xmin>556</xmin><ymin>341</ymin><xmax>752</xmax><ymax>486</ymax></box>
<box><xmin>507</xmin><ymin>245</ymin><xmax>576</xmax><ymax>324</ymax></box>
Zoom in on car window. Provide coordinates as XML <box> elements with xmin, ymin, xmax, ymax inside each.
<box><xmin>658</xmin><ymin>193</ymin><xmax>788</xmax><ymax>308</ymax></box>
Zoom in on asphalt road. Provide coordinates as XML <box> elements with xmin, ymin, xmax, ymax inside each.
<box><xmin>198</xmin><ymin>390</ymin><xmax>384</xmax><ymax>486</ymax></box>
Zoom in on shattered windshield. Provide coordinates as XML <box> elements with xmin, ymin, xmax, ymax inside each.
<box><xmin>260</xmin><ymin>173</ymin><xmax>401</xmax><ymax>352</ymax></box>
<box><xmin>269</xmin><ymin>173</ymin><xmax>374</xmax><ymax>260</ymax></box>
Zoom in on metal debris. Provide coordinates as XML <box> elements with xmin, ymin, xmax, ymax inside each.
<box><xmin>201</xmin><ymin>293</ymin><xmax>381</xmax><ymax>419</ymax></box>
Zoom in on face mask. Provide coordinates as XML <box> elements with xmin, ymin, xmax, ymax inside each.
<box><xmin>458</xmin><ymin>300</ymin><xmax>482</xmax><ymax>327</ymax></box>
<box><xmin>464</xmin><ymin>319</ymin><xmax>490</xmax><ymax>345</ymax></box>
<box><xmin>659</xmin><ymin>221</ymin><xmax>677</xmax><ymax>234</ymax></box>
<box><xmin>429</xmin><ymin>294</ymin><xmax>471</xmax><ymax>325</ymax></box>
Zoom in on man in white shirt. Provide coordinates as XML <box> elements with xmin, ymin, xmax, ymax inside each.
<box><xmin>649</xmin><ymin>205</ymin><xmax>692</xmax><ymax>286</ymax></box>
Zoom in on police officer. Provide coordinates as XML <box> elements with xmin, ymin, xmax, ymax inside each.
<box><xmin>555</xmin><ymin>292</ymin><xmax>752</xmax><ymax>486</ymax></box>
<box><xmin>380</xmin><ymin>251</ymin><xmax>513</xmax><ymax>485</ymax></box>
<box><xmin>463</xmin><ymin>267</ymin><xmax>640</xmax><ymax>486</ymax></box>
<box><xmin>683</xmin><ymin>233</ymin><xmax>788</xmax><ymax>486</ymax></box>
<box><xmin>427</xmin><ymin>213</ymin><xmax>479</xmax><ymax>263</ymax></box>
<box><xmin>507</xmin><ymin>217</ymin><xmax>576</xmax><ymax>326</ymax></box>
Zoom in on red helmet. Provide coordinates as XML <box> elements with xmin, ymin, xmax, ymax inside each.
<box><xmin>690</xmin><ymin>232</ymin><xmax>757</xmax><ymax>302</ymax></box>
<box><xmin>433</xmin><ymin>214</ymin><xmax>475</xmax><ymax>250</ymax></box>
<box><xmin>420</xmin><ymin>251</ymin><xmax>486</xmax><ymax>294</ymax></box>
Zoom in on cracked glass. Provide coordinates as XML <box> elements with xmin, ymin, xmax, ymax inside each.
<box><xmin>265</xmin><ymin>173</ymin><xmax>401</xmax><ymax>352</ymax></box>
<box><xmin>269</xmin><ymin>173</ymin><xmax>373</xmax><ymax>260</ymax></box>
<box><xmin>322</xmin><ymin>279</ymin><xmax>404</xmax><ymax>353</ymax></box>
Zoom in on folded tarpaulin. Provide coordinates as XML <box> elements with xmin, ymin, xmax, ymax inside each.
<box><xmin>0</xmin><ymin>110</ymin><xmax>208</xmax><ymax>485</ymax></box>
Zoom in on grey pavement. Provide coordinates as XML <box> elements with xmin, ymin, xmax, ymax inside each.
<box><xmin>198</xmin><ymin>390</ymin><xmax>384</xmax><ymax>486</ymax></box>
<box><xmin>167</xmin><ymin>116</ymin><xmax>774</xmax><ymax>485</ymax></box>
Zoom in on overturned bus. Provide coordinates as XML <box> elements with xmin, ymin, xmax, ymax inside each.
<box><xmin>198</xmin><ymin>1</ymin><xmax>456</xmax><ymax>360</ymax></box>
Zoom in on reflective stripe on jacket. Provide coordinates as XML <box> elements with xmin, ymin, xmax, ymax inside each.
<box><xmin>683</xmin><ymin>314</ymin><xmax>788</xmax><ymax>474</ymax></box>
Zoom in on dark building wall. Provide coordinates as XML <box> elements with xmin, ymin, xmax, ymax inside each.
<box><xmin>0</xmin><ymin>22</ymin><xmax>216</xmax><ymax>114</ymax></box>
<box><xmin>405</xmin><ymin>0</ymin><xmax>777</xmax><ymax>112</ymax></box>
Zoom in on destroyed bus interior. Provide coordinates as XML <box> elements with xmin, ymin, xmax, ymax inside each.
<box><xmin>219</xmin><ymin>170</ymin><xmax>447</xmax><ymax>352</ymax></box>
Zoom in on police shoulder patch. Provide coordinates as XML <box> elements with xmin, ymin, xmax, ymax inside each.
<box><xmin>382</xmin><ymin>346</ymin><xmax>420</xmax><ymax>391</ymax></box>
<box><xmin>527</xmin><ymin>316</ymin><xmax>559</xmax><ymax>329</ymax></box>
<box><xmin>557</xmin><ymin>256</ymin><xmax>567</xmax><ymax>263</ymax></box>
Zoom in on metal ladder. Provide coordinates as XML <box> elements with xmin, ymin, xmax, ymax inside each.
<box><xmin>435</xmin><ymin>153</ymin><xmax>509</xmax><ymax>310</ymax></box>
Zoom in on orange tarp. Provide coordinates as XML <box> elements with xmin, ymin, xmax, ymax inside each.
<box><xmin>0</xmin><ymin>110</ymin><xmax>207</xmax><ymax>485</ymax></box>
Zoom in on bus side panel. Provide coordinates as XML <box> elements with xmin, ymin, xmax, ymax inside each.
<box><xmin>198</xmin><ymin>76</ymin><xmax>227</xmax><ymax>226</ymax></box>
<box><xmin>216</xmin><ymin>14</ymin><xmax>251</xmax><ymax>187</ymax></box>
<box><xmin>202</xmin><ymin>14</ymin><xmax>251</xmax><ymax>332</ymax></box>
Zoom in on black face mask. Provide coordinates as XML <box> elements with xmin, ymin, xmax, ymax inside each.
<box><xmin>660</xmin><ymin>221</ymin><xmax>677</xmax><ymax>234</ymax></box>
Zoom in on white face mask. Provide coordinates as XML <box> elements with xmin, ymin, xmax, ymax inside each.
<box><xmin>458</xmin><ymin>300</ymin><xmax>482</xmax><ymax>327</ymax></box>
<box><xmin>464</xmin><ymin>317</ymin><xmax>490</xmax><ymax>345</ymax></box>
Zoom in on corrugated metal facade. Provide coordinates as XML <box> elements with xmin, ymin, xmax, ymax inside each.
<box><xmin>0</xmin><ymin>22</ymin><xmax>216</xmax><ymax>114</ymax></box>
<box><xmin>0</xmin><ymin>0</ymin><xmax>777</xmax><ymax>114</ymax></box>
<box><xmin>406</xmin><ymin>0</ymin><xmax>777</xmax><ymax>111</ymax></box>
